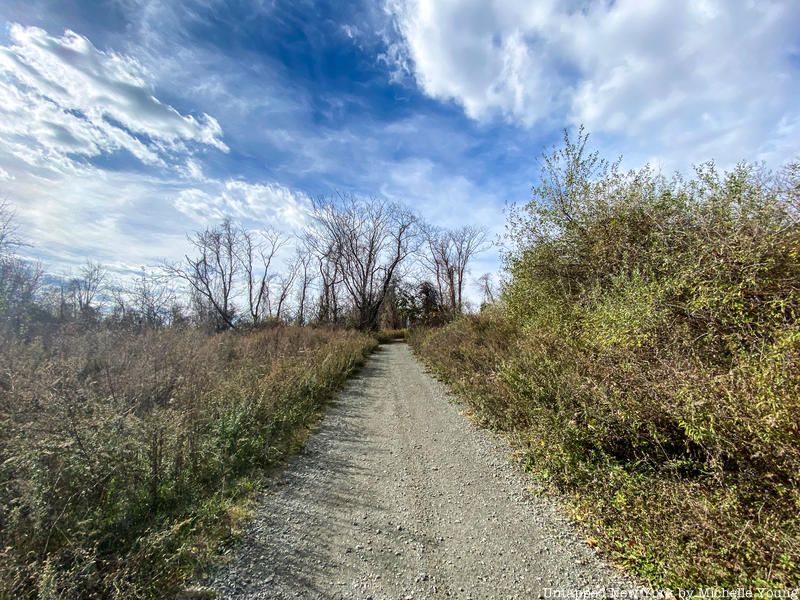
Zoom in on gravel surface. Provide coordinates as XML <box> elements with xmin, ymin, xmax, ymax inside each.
<box><xmin>205</xmin><ymin>342</ymin><xmax>640</xmax><ymax>599</ymax></box>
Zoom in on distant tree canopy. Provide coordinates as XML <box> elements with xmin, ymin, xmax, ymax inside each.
<box><xmin>0</xmin><ymin>194</ymin><xmax>490</xmax><ymax>339</ymax></box>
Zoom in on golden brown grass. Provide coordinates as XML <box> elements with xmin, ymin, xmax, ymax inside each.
<box><xmin>0</xmin><ymin>324</ymin><xmax>376</xmax><ymax>598</ymax></box>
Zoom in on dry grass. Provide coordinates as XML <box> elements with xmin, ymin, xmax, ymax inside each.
<box><xmin>375</xmin><ymin>328</ymin><xmax>408</xmax><ymax>343</ymax></box>
<box><xmin>0</xmin><ymin>324</ymin><xmax>376</xmax><ymax>598</ymax></box>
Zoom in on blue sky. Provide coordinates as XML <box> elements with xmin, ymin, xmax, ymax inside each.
<box><xmin>1</xmin><ymin>0</ymin><xmax>799</xmax><ymax>297</ymax></box>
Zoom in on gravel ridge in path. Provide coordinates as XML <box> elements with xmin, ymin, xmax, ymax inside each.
<box><xmin>207</xmin><ymin>342</ymin><xmax>640</xmax><ymax>599</ymax></box>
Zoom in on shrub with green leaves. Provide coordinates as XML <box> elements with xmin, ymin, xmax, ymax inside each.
<box><xmin>411</xmin><ymin>131</ymin><xmax>799</xmax><ymax>588</ymax></box>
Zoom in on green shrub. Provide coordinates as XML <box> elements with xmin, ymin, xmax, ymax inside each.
<box><xmin>411</xmin><ymin>132</ymin><xmax>800</xmax><ymax>588</ymax></box>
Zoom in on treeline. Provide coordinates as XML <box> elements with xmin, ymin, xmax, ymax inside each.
<box><xmin>410</xmin><ymin>130</ymin><xmax>800</xmax><ymax>588</ymax></box>
<box><xmin>1</xmin><ymin>195</ymin><xmax>489</xmax><ymax>340</ymax></box>
<box><xmin>0</xmin><ymin>194</ymin><xmax>488</xmax><ymax>598</ymax></box>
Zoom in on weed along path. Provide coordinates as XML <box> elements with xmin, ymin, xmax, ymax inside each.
<box><xmin>207</xmin><ymin>342</ymin><xmax>633</xmax><ymax>599</ymax></box>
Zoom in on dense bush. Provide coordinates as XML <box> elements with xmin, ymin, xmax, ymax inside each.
<box><xmin>410</xmin><ymin>132</ymin><xmax>800</xmax><ymax>588</ymax></box>
<box><xmin>0</xmin><ymin>325</ymin><xmax>376</xmax><ymax>598</ymax></box>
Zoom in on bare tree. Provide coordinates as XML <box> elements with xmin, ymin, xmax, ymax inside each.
<box><xmin>0</xmin><ymin>200</ymin><xmax>22</xmax><ymax>258</ymax></box>
<box><xmin>0</xmin><ymin>205</ymin><xmax>42</xmax><ymax>336</ymax></box>
<box><xmin>450</xmin><ymin>225</ymin><xmax>489</xmax><ymax>312</ymax></box>
<box><xmin>308</xmin><ymin>195</ymin><xmax>419</xmax><ymax>330</ymax></box>
<box><xmin>420</xmin><ymin>225</ymin><xmax>488</xmax><ymax>314</ymax></box>
<box><xmin>71</xmin><ymin>260</ymin><xmax>107</xmax><ymax>315</ymax></box>
<box><xmin>313</xmin><ymin>241</ymin><xmax>343</xmax><ymax>324</ymax></box>
<box><xmin>0</xmin><ymin>200</ymin><xmax>44</xmax><ymax>340</ymax></box>
<box><xmin>419</xmin><ymin>224</ymin><xmax>454</xmax><ymax>312</ymax></box>
<box><xmin>273</xmin><ymin>257</ymin><xmax>299</xmax><ymax>321</ymax></box>
<box><xmin>294</xmin><ymin>247</ymin><xmax>316</xmax><ymax>325</ymax></box>
<box><xmin>165</xmin><ymin>219</ymin><xmax>239</xmax><ymax>330</ymax></box>
<box><xmin>477</xmin><ymin>272</ymin><xmax>495</xmax><ymax>305</ymax></box>
<box><xmin>237</xmin><ymin>228</ymin><xmax>288</xmax><ymax>325</ymax></box>
<box><xmin>419</xmin><ymin>225</ymin><xmax>488</xmax><ymax>314</ymax></box>
<box><xmin>112</xmin><ymin>267</ymin><xmax>175</xmax><ymax>328</ymax></box>
<box><xmin>47</xmin><ymin>276</ymin><xmax>76</xmax><ymax>321</ymax></box>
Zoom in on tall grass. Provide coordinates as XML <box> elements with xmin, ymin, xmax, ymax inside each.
<box><xmin>409</xmin><ymin>134</ymin><xmax>799</xmax><ymax>588</ymax></box>
<box><xmin>0</xmin><ymin>325</ymin><xmax>376</xmax><ymax>598</ymax></box>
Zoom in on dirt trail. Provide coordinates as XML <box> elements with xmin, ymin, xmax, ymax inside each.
<box><xmin>208</xmin><ymin>342</ymin><xmax>635</xmax><ymax>599</ymax></box>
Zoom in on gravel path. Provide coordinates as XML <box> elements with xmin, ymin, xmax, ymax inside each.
<box><xmin>207</xmin><ymin>342</ymin><xmax>637</xmax><ymax>599</ymax></box>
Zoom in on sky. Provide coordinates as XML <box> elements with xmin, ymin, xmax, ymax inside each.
<box><xmin>1</xmin><ymin>0</ymin><xmax>799</xmax><ymax>297</ymax></box>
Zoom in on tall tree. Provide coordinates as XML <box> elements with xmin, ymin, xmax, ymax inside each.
<box><xmin>237</xmin><ymin>228</ymin><xmax>287</xmax><ymax>325</ymax></box>
<box><xmin>165</xmin><ymin>219</ymin><xmax>239</xmax><ymax>330</ymax></box>
<box><xmin>272</xmin><ymin>256</ymin><xmax>299</xmax><ymax>321</ymax></box>
<box><xmin>477</xmin><ymin>272</ymin><xmax>495</xmax><ymax>305</ymax></box>
<box><xmin>111</xmin><ymin>267</ymin><xmax>175</xmax><ymax>328</ymax></box>
<box><xmin>294</xmin><ymin>247</ymin><xmax>316</xmax><ymax>325</ymax></box>
<box><xmin>309</xmin><ymin>195</ymin><xmax>419</xmax><ymax>330</ymax></box>
<box><xmin>71</xmin><ymin>260</ymin><xmax>107</xmax><ymax>316</ymax></box>
<box><xmin>450</xmin><ymin>225</ymin><xmax>489</xmax><ymax>312</ymax></box>
<box><xmin>0</xmin><ymin>202</ymin><xmax>43</xmax><ymax>337</ymax></box>
<box><xmin>420</xmin><ymin>224</ymin><xmax>489</xmax><ymax>314</ymax></box>
<box><xmin>0</xmin><ymin>200</ymin><xmax>22</xmax><ymax>257</ymax></box>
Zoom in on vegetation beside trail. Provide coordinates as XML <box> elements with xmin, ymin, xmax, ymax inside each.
<box><xmin>0</xmin><ymin>325</ymin><xmax>376</xmax><ymax>598</ymax></box>
<box><xmin>410</xmin><ymin>132</ymin><xmax>800</xmax><ymax>588</ymax></box>
<box><xmin>0</xmin><ymin>183</ymin><xmax>486</xmax><ymax>598</ymax></box>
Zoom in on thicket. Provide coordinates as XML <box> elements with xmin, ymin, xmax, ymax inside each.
<box><xmin>410</xmin><ymin>130</ymin><xmax>800</xmax><ymax>588</ymax></box>
<box><xmin>0</xmin><ymin>324</ymin><xmax>375</xmax><ymax>597</ymax></box>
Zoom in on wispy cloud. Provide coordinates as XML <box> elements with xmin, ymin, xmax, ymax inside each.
<box><xmin>0</xmin><ymin>17</ymin><xmax>313</xmax><ymax>280</ymax></box>
<box><xmin>175</xmin><ymin>179</ymin><xmax>311</xmax><ymax>230</ymax></box>
<box><xmin>0</xmin><ymin>24</ymin><xmax>227</xmax><ymax>173</ymax></box>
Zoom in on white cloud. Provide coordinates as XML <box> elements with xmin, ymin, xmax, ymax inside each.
<box><xmin>385</xmin><ymin>0</ymin><xmax>567</xmax><ymax>125</ymax></box>
<box><xmin>0</xmin><ymin>24</ymin><xmax>228</xmax><ymax>172</ymax></box>
<box><xmin>0</xmin><ymin>22</ymin><xmax>316</xmax><ymax>283</ymax></box>
<box><xmin>379</xmin><ymin>157</ymin><xmax>501</xmax><ymax>232</ymax></box>
<box><xmin>4</xmin><ymin>163</ymin><xmax>313</xmax><ymax>278</ymax></box>
<box><xmin>387</xmin><ymin>0</ymin><xmax>800</xmax><ymax>167</ymax></box>
<box><xmin>175</xmin><ymin>180</ymin><xmax>312</xmax><ymax>230</ymax></box>
<box><xmin>4</xmin><ymin>166</ymin><xmax>189</xmax><ymax>272</ymax></box>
